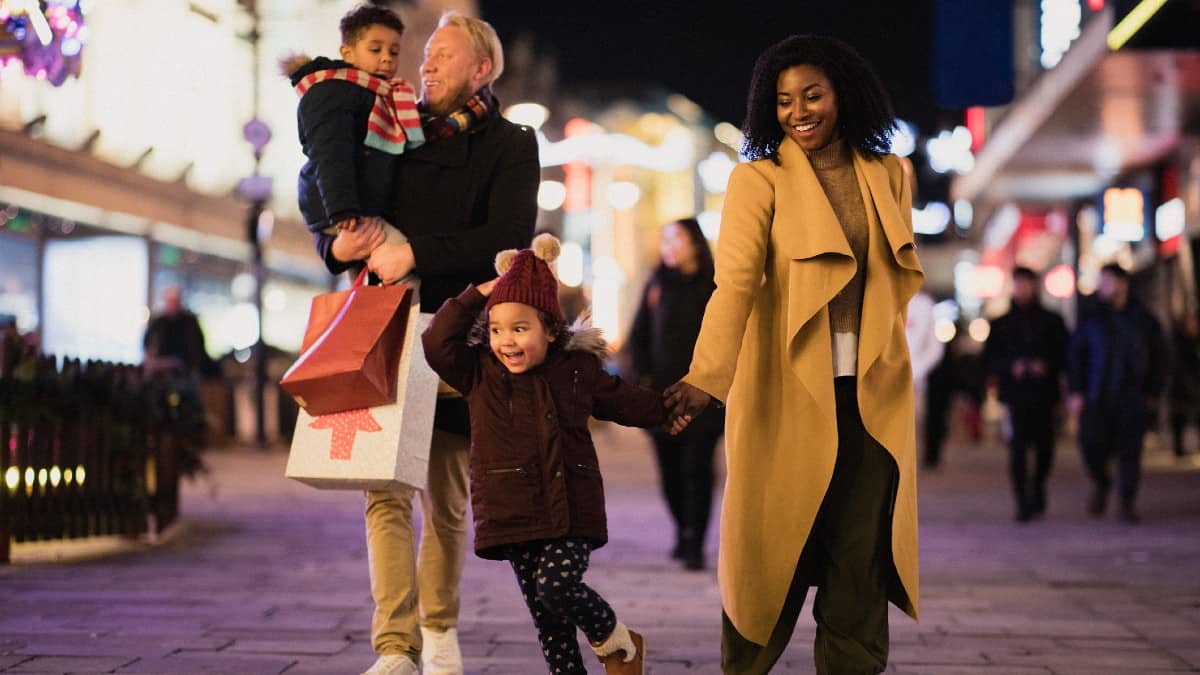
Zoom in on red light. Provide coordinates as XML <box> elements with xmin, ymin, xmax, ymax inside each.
<box><xmin>1087</xmin><ymin>0</ymin><xmax>1104</xmax><ymax>10</ymax></box>
<box><xmin>564</xmin><ymin>118</ymin><xmax>591</xmax><ymax>138</ymax></box>
<box><xmin>563</xmin><ymin>119</ymin><xmax>594</xmax><ymax>211</ymax></box>
<box><xmin>965</xmin><ymin>107</ymin><xmax>985</xmax><ymax>153</ymax></box>
<box><xmin>1044</xmin><ymin>265</ymin><xmax>1076</xmax><ymax>299</ymax></box>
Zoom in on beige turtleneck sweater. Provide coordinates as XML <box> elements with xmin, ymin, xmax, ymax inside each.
<box><xmin>807</xmin><ymin>138</ymin><xmax>869</xmax><ymax>376</ymax></box>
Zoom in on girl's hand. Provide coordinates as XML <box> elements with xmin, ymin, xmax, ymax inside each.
<box><xmin>476</xmin><ymin>278</ymin><xmax>499</xmax><ymax>297</ymax></box>
<box><xmin>669</xmin><ymin>413</ymin><xmax>694</xmax><ymax>436</ymax></box>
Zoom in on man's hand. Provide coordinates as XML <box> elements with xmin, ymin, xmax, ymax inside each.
<box><xmin>664</xmin><ymin>380</ymin><xmax>712</xmax><ymax>420</ymax></box>
<box><xmin>367</xmin><ymin>242</ymin><xmax>416</xmax><ymax>285</ymax></box>
<box><xmin>330</xmin><ymin>219</ymin><xmax>385</xmax><ymax>262</ymax></box>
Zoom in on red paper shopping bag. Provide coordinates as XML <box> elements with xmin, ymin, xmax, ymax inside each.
<box><xmin>280</xmin><ymin>268</ymin><xmax>414</xmax><ymax>415</ymax></box>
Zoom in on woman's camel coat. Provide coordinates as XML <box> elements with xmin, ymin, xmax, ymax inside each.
<box><xmin>684</xmin><ymin>139</ymin><xmax>924</xmax><ymax>645</ymax></box>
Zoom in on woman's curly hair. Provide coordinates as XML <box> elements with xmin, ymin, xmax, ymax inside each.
<box><xmin>741</xmin><ymin>35</ymin><xmax>896</xmax><ymax>162</ymax></box>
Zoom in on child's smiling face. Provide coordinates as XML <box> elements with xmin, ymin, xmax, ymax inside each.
<box><xmin>488</xmin><ymin>302</ymin><xmax>554</xmax><ymax>374</ymax></box>
<box><xmin>340</xmin><ymin>24</ymin><xmax>402</xmax><ymax>80</ymax></box>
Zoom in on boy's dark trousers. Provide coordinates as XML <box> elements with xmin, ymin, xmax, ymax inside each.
<box><xmin>1008</xmin><ymin>403</ymin><xmax>1056</xmax><ymax>518</ymax></box>
<box><xmin>721</xmin><ymin>377</ymin><xmax>897</xmax><ymax>675</ymax></box>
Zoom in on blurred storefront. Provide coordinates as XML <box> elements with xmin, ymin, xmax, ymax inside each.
<box><xmin>0</xmin><ymin>0</ymin><xmax>472</xmax><ymax>443</ymax></box>
<box><xmin>499</xmin><ymin>85</ymin><xmax>740</xmax><ymax>346</ymax></box>
<box><xmin>950</xmin><ymin>0</ymin><xmax>1200</xmax><ymax>328</ymax></box>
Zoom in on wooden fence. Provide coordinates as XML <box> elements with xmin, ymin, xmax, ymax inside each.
<box><xmin>1</xmin><ymin>345</ymin><xmax>204</xmax><ymax>563</ymax></box>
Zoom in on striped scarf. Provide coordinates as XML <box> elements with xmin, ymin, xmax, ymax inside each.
<box><xmin>294</xmin><ymin>68</ymin><xmax>425</xmax><ymax>154</ymax></box>
<box><xmin>419</xmin><ymin>86</ymin><xmax>497</xmax><ymax>142</ymax></box>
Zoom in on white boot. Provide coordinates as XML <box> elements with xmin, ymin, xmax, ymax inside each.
<box><xmin>420</xmin><ymin>626</ymin><xmax>464</xmax><ymax>675</ymax></box>
<box><xmin>590</xmin><ymin>622</ymin><xmax>645</xmax><ymax>674</ymax></box>
<box><xmin>361</xmin><ymin>653</ymin><xmax>419</xmax><ymax>675</ymax></box>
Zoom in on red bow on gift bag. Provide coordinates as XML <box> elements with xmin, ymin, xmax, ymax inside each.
<box><xmin>280</xmin><ymin>268</ymin><xmax>414</xmax><ymax>415</ymax></box>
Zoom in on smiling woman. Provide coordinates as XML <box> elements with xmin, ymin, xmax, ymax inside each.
<box><xmin>664</xmin><ymin>34</ymin><xmax>924</xmax><ymax>674</ymax></box>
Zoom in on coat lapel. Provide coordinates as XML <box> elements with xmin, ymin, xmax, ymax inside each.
<box><xmin>774</xmin><ymin>141</ymin><xmax>857</xmax><ymax>420</ymax></box>
<box><xmin>855</xmin><ymin>152</ymin><xmax>924</xmax><ymax>377</ymax></box>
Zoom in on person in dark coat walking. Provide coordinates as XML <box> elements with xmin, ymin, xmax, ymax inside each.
<box><xmin>143</xmin><ymin>285</ymin><xmax>214</xmax><ymax>377</ymax></box>
<box><xmin>1068</xmin><ymin>263</ymin><xmax>1166</xmax><ymax>523</ymax></box>
<box><xmin>983</xmin><ymin>267</ymin><xmax>1068</xmax><ymax>521</ymax></box>
<box><xmin>626</xmin><ymin>217</ymin><xmax>723</xmax><ymax>570</ymax></box>
<box><xmin>314</xmin><ymin>12</ymin><xmax>539</xmax><ymax>675</ymax></box>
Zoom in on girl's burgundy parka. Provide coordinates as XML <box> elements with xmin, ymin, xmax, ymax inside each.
<box><xmin>422</xmin><ymin>286</ymin><xmax>669</xmax><ymax>559</ymax></box>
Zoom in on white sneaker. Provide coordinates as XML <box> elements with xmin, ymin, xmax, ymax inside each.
<box><xmin>361</xmin><ymin>653</ymin><xmax>419</xmax><ymax>675</ymax></box>
<box><xmin>420</xmin><ymin>626</ymin><xmax>464</xmax><ymax>675</ymax></box>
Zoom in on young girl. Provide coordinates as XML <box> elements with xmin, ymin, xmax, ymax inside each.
<box><xmin>422</xmin><ymin>234</ymin><xmax>683</xmax><ymax>674</ymax></box>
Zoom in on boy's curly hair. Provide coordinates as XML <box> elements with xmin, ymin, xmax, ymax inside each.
<box><xmin>340</xmin><ymin>5</ymin><xmax>405</xmax><ymax>45</ymax></box>
<box><xmin>741</xmin><ymin>34</ymin><xmax>896</xmax><ymax>162</ymax></box>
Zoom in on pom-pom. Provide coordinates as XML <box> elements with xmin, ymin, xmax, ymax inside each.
<box><xmin>531</xmin><ymin>233</ymin><xmax>561</xmax><ymax>264</ymax></box>
<box><xmin>494</xmin><ymin>249</ymin><xmax>518</xmax><ymax>275</ymax></box>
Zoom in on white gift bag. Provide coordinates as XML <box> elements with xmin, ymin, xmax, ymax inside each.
<box><xmin>285</xmin><ymin>310</ymin><xmax>438</xmax><ymax>491</ymax></box>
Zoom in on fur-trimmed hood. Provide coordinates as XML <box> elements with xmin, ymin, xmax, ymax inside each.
<box><xmin>279</xmin><ymin>54</ymin><xmax>350</xmax><ymax>86</ymax></box>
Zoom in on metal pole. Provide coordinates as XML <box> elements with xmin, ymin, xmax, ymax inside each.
<box><xmin>247</xmin><ymin>7</ymin><xmax>267</xmax><ymax>449</ymax></box>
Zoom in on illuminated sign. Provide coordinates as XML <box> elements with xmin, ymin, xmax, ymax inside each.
<box><xmin>1102</xmin><ymin>187</ymin><xmax>1145</xmax><ymax>242</ymax></box>
<box><xmin>1155</xmin><ymin>197</ymin><xmax>1184</xmax><ymax>241</ymax></box>
<box><xmin>1041</xmin><ymin>0</ymin><xmax>1083</xmax><ymax>69</ymax></box>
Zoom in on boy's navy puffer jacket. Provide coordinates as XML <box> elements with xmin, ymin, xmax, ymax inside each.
<box><xmin>287</xmin><ymin>56</ymin><xmax>398</xmax><ymax>232</ymax></box>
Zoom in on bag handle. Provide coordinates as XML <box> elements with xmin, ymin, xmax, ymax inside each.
<box><xmin>353</xmin><ymin>266</ymin><xmax>370</xmax><ymax>288</ymax></box>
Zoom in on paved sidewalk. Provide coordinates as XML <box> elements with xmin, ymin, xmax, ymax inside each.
<box><xmin>1</xmin><ymin>422</ymin><xmax>1198</xmax><ymax>674</ymax></box>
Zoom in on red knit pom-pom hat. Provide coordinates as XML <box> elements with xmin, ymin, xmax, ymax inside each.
<box><xmin>485</xmin><ymin>233</ymin><xmax>563</xmax><ymax>321</ymax></box>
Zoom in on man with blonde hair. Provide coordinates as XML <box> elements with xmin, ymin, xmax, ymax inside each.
<box><xmin>319</xmin><ymin>10</ymin><xmax>539</xmax><ymax>675</ymax></box>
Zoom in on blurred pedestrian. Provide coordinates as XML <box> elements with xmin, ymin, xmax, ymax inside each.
<box><xmin>143</xmin><ymin>285</ymin><xmax>214</xmax><ymax>377</ymax></box>
<box><xmin>906</xmin><ymin>290</ymin><xmax>943</xmax><ymax>457</ymax></box>
<box><xmin>1168</xmin><ymin>312</ymin><xmax>1200</xmax><ymax>458</ymax></box>
<box><xmin>627</xmin><ymin>217</ymin><xmax>724</xmax><ymax>571</ymax></box>
<box><xmin>1068</xmin><ymin>263</ymin><xmax>1166</xmax><ymax>523</ymax></box>
<box><xmin>983</xmin><ymin>267</ymin><xmax>1068</xmax><ymax>522</ymax></box>
<box><xmin>664</xmin><ymin>34</ymin><xmax>923</xmax><ymax>674</ymax></box>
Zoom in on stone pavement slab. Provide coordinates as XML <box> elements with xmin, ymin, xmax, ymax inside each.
<box><xmin>2</xmin><ymin>423</ymin><xmax>1198</xmax><ymax>674</ymax></box>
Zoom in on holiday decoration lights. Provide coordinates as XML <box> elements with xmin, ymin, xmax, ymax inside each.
<box><xmin>0</xmin><ymin>0</ymin><xmax>87</xmax><ymax>86</ymax></box>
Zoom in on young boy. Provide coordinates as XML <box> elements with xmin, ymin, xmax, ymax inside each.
<box><xmin>422</xmin><ymin>234</ymin><xmax>690</xmax><ymax>674</ymax></box>
<box><xmin>282</xmin><ymin>5</ymin><xmax>422</xmax><ymax>256</ymax></box>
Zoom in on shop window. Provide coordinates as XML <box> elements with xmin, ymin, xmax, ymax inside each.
<box><xmin>42</xmin><ymin>236</ymin><xmax>149</xmax><ymax>364</ymax></box>
<box><xmin>0</xmin><ymin>233</ymin><xmax>39</xmax><ymax>334</ymax></box>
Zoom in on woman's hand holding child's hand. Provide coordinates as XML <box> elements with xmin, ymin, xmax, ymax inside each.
<box><xmin>665</xmin><ymin>381</ymin><xmax>712</xmax><ymax>420</ymax></box>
